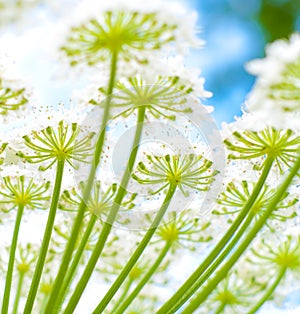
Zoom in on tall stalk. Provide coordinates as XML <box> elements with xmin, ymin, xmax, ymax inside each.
<box><xmin>62</xmin><ymin>106</ymin><xmax>146</xmax><ymax>313</ymax></box>
<box><xmin>12</xmin><ymin>271</ymin><xmax>25</xmax><ymax>314</ymax></box>
<box><xmin>1</xmin><ymin>204</ymin><xmax>24</xmax><ymax>314</ymax></box>
<box><xmin>248</xmin><ymin>267</ymin><xmax>286</xmax><ymax>314</ymax></box>
<box><xmin>182</xmin><ymin>151</ymin><xmax>300</xmax><ymax>313</ymax></box>
<box><xmin>24</xmin><ymin>159</ymin><xmax>65</xmax><ymax>313</ymax></box>
<box><xmin>91</xmin><ymin>184</ymin><xmax>177</xmax><ymax>314</ymax></box>
<box><xmin>115</xmin><ymin>241</ymin><xmax>172</xmax><ymax>313</ymax></box>
<box><xmin>157</xmin><ymin>155</ymin><xmax>275</xmax><ymax>314</ymax></box>
<box><xmin>44</xmin><ymin>51</ymin><xmax>119</xmax><ymax>314</ymax></box>
<box><xmin>54</xmin><ymin>215</ymin><xmax>98</xmax><ymax>311</ymax></box>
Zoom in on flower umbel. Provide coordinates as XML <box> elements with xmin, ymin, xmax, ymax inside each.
<box><xmin>0</xmin><ymin>175</ymin><xmax>50</xmax><ymax>211</ymax></box>
<box><xmin>92</xmin><ymin>76</ymin><xmax>193</xmax><ymax>120</ymax></box>
<box><xmin>0</xmin><ymin>77</ymin><xmax>28</xmax><ymax>115</ymax></box>
<box><xmin>132</xmin><ymin>154</ymin><xmax>217</xmax><ymax>195</ymax></box>
<box><xmin>248</xmin><ymin>235</ymin><xmax>300</xmax><ymax>271</ymax></box>
<box><xmin>15</xmin><ymin>243</ymin><xmax>38</xmax><ymax>275</ymax></box>
<box><xmin>267</xmin><ymin>58</ymin><xmax>300</xmax><ymax>112</ymax></box>
<box><xmin>59</xmin><ymin>180</ymin><xmax>136</xmax><ymax>218</ymax></box>
<box><xmin>214</xmin><ymin>180</ymin><xmax>298</xmax><ymax>225</ymax></box>
<box><xmin>18</xmin><ymin>120</ymin><xmax>95</xmax><ymax>170</ymax></box>
<box><xmin>155</xmin><ymin>210</ymin><xmax>212</xmax><ymax>250</ymax></box>
<box><xmin>224</xmin><ymin>127</ymin><xmax>300</xmax><ymax>172</ymax></box>
<box><xmin>202</xmin><ymin>271</ymin><xmax>264</xmax><ymax>314</ymax></box>
<box><xmin>62</xmin><ymin>11</ymin><xmax>177</xmax><ymax>66</ymax></box>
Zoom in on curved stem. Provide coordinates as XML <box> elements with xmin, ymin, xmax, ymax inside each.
<box><xmin>12</xmin><ymin>272</ymin><xmax>25</xmax><ymax>314</ymax></box>
<box><xmin>110</xmin><ymin>279</ymin><xmax>133</xmax><ymax>313</ymax></box>
<box><xmin>44</xmin><ymin>50</ymin><xmax>119</xmax><ymax>314</ymax></box>
<box><xmin>115</xmin><ymin>241</ymin><xmax>172</xmax><ymax>314</ymax></box>
<box><xmin>1</xmin><ymin>204</ymin><xmax>24</xmax><ymax>314</ymax></box>
<box><xmin>157</xmin><ymin>155</ymin><xmax>275</xmax><ymax>314</ymax></box>
<box><xmin>63</xmin><ymin>107</ymin><xmax>146</xmax><ymax>313</ymax></box>
<box><xmin>92</xmin><ymin>184</ymin><xmax>177</xmax><ymax>314</ymax></box>
<box><xmin>248</xmin><ymin>268</ymin><xmax>286</xmax><ymax>314</ymax></box>
<box><xmin>182</xmin><ymin>151</ymin><xmax>300</xmax><ymax>313</ymax></box>
<box><xmin>55</xmin><ymin>215</ymin><xmax>97</xmax><ymax>311</ymax></box>
<box><xmin>176</xmin><ymin>212</ymin><xmax>256</xmax><ymax>313</ymax></box>
<box><xmin>23</xmin><ymin>159</ymin><xmax>65</xmax><ymax>314</ymax></box>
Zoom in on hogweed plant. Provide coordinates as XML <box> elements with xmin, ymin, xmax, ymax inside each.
<box><xmin>0</xmin><ymin>1</ymin><xmax>299</xmax><ymax>314</ymax></box>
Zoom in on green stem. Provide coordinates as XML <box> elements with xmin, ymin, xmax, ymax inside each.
<box><xmin>55</xmin><ymin>215</ymin><xmax>97</xmax><ymax>311</ymax></box>
<box><xmin>12</xmin><ymin>272</ymin><xmax>25</xmax><ymax>314</ymax></box>
<box><xmin>182</xmin><ymin>151</ymin><xmax>300</xmax><ymax>313</ymax></box>
<box><xmin>92</xmin><ymin>184</ymin><xmax>177</xmax><ymax>314</ymax></box>
<box><xmin>63</xmin><ymin>107</ymin><xmax>146</xmax><ymax>314</ymax></box>
<box><xmin>110</xmin><ymin>279</ymin><xmax>133</xmax><ymax>313</ymax></box>
<box><xmin>115</xmin><ymin>241</ymin><xmax>172</xmax><ymax>314</ymax></box>
<box><xmin>215</xmin><ymin>302</ymin><xmax>226</xmax><ymax>314</ymax></box>
<box><xmin>1</xmin><ymin>204</ymin><xmax>24</xmax><ymax>314</ymax></box>
<box><xmin>23</xmin><ymin>159</ymin><xmax>65</xmax><ymax>314</ymax></box>
<box><xmin>157</xmin><ymin>155</ymin><xmax>275</xmax><ymax>314</ymax></box>
<box><xmin>40</xmin><ymin>293</ymin><xmax>50</xmax><ymax>314</ymax></box>
<box><xmin>44</xmin><ymin>50</ymin><xmax>119</xmax><ymax>314</ymax></box>
<box><xmin>188</xmin><ymin>212</ymin><xmax>255</xmax><ymax>295</ymax></box>
<box><xmin>248</xmin><ymin>268</ymin><xmax>286</xmax><ymax>314</ymax></box>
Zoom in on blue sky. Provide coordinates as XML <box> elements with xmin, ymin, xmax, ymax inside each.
<box><xmin>185</xmin><ymin>0</ymin><xmax>300</xmax><ymax>126</ymax></box>
<box><xmin>185</xmin><ymin>0</ymin><xmax>266</xmax><ymax>125</ymax></box>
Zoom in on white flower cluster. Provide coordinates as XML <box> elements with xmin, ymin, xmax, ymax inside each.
<box><xmin>245</xmin><ymin>33</ymin><xmax>300</xmax><ymax>130</ymax></box>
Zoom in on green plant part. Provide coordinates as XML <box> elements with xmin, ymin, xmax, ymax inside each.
<box><xmin>133</xmin><ymin>154</ymin><xmax>217</xmax><ymax>195</ymax></box>
<box><xmin>268</xmin><ymin>58</ymin><xmax>300</xmax><ymax>112</ymax></box>
<box><xmin>92</xmin><ymin>76</ymin><xmax>193</xmax><ymax>120</ymax></box>
<box><xmin>0</xmin><ymin>78</ymin><xmax>28</xmax><ymax>114</ymax></box>
<box><xmin>155</xmin><ymin>210</ymin><xmax>213</xmax><ymax>251</ymax></box>
<box><xmin>1</xmin><ymin>176</ymin><xmax>50</xmax><ymax>314</ymax></box>
<box><xmin>246</xmin><ymin>236</ymin><xmax>300</xmax><ymax>313</ymax></box>
<box><xmin>90</xmin><ymin>153</ymin><xmax>216</xmax><ymax>313</ymax></box>
<box><xmin>224</xmin><ymin>127</ymin><xmax>300</xmax><ymax>172</ymax></box>
<box><xmin>0</xmin><ymin>142</ymin><xmax>7</xmax><ymax>165</ymax></box>
<box><xmin>0</xmin><ymin>176</ymin><xmax>50</xmax><ymax>211</ymax></box>
<box><xmin>180</xmin><ymin>151</ymin><xmax>300</xmax><ymax>313</ymax></box>
<box><xmin>61</xmin><ymin>11</ymin><xmax>177</xmax><ymax>66</ymax></box>
<box><xmin>200</xmin><ymin>271</ymin><xmax>265</xmax><ymax>314</ymax></box>
<box><xmin>12</xmin><ymin>243</ymin><xmax>38</xmax><ymax>314</ymax></box>
<box><xmin>214</xmin><ymin>180</ymin><xmax>298</xmax><ymax>226</ymax></box>
<box><xmin>248</xmin><ymin>235</ymin><xmax>300</xmax><ymax>271</ymax></box>
<box><xmin>19</xmin><ymin>120</ymin><xmax>95</xmax><ymax>170</ymax></box>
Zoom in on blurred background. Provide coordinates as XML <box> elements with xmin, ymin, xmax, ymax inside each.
<box><xmin>186</xmin><ymin>0</ymin><xmax>300</xmax><ymax>124</ymax></box>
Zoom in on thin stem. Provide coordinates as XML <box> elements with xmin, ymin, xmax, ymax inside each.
<box><xmin>44</xmin><ymin>50</ymin><xmax>119</xmax><ymax>314</ymax></box>
<box><xmin>63</xmin><ymin>106</ymin><xmax>146</xmax><ymax>313</ymax></box>
<box><xmin>188</xmin><ymin>212</ymin><xmax>255</xmax><ymax>297</ymax></box>
<box><xmin>182</xmin><ymin>151</ymin><xmax>300</xmax><ymax>313</ymax></box>
<box><xmin>40</xmin><ymin>293</ymin><xmax>50</xmax><ymax>314</ymax></box>
<box><xmin>214</xmin><ymin>302</ymin><xmax>226</xmax><ymax>314</ymax></box>
<box><xmin>55</xmin><ymin>214</ymin><xmax>97</xmax><ymax>311</ymax></box>
<box><xmin>157</xmin><ymin>155</ymin><xmax>275</xmax><ymax>314</ymax></box>
<box><xmin>115</xmin><ymin>241</ymin><xmax>172</xmax><ymax>314</ymax></box>
<box><xmin>110</xmin><ymin>279</ymin><xmax>133</xmax><ymax>313</ymax></box>
<box><xmin>12</xmin><ymin>272</ymin><xmax>25</xmax><ymax>314</ymax></box>
<box><xmin>1</xmin><ymin>204</ymin><xmax>24</xmax><ymax>314</ymax></box>
<box><xmin>248</xmin><ymin>268</ymin><xmax>286</xmax><ymax>314</ymax></box>
<box><xmin>23</xmin><ymin>159</ymin><xmax>65</xmax><ymax>314</ymax></box>
<box><xmin>92</xmin><ymin>184</ymin><xmax>177</xmax><ymax>314</ymax></box>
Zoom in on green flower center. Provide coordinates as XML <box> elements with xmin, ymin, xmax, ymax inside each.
<box><xmin>17</xmin><ymin>262</ymin><xmax>30</xmax><ymax>274</ymax></box>
<box><xmin>216</xmin><ymin>290</ymin><xmax>237</xmax><ymax>305</ymax></box>
<box><xmin>167</xmin><ymin>172</ymin><xmax>182</xmax><ymax>185</ymax></box>
<box><xmin>276</xmin><ymin>252</ymin><xmax>300</xmax><ymax>269</ymax></box>
<box><xmin>62</xmin><ymin>11</ymin><xmax>177</xmax><ymax>65</ymax></box>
